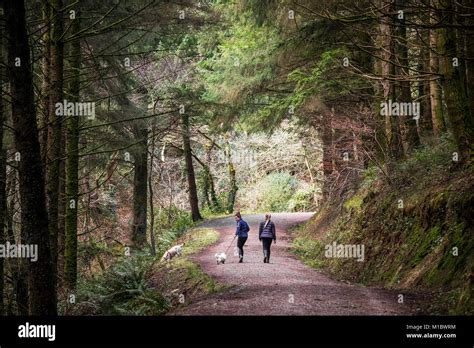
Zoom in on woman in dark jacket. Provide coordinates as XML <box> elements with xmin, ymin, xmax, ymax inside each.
<box><xmin>259</xmin><ymin>213</ymin><xmax>276</xmax><ymax>263</ymax></box>
<box><xmin>234</xmin><ymin>212</ymin><xmax>250</xmax><ymax>263</ymax></box>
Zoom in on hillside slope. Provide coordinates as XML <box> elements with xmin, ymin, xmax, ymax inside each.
<box><xmin>293</xmin><ymin>138</ymin><xmax>473</xmax><ymax>314</ymax></box>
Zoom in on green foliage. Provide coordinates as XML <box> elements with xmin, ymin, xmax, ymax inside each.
<box><xmin>343</xmin><ymin>193</ymin><xmax>364</xmax><ymax>211</ymax></box>
<box><xmin>287</xmin><ymin>188</ymin><xmax>315</xmax><ymax>212</ymax></box>
<box><xmin>153</xmin><ymin>206</ymin><xmax>195</xmax><ymax>255</ymax></box>
<box><xmin>395</xmin><ymin>134</ymin><xmax>456</xmax><ymax>177</ymax></box>
<box><xmin>200</xmin><ymin>22</ymin><xmax>278</xmax><ymax>103</ymax></box>
<box><xmin>292</xmin><ymin>236</ymin><xmax>325</xmax><ymax>269</ymax></box>
<box><xmin>76</xmin><ymin>253</ymin><xmax>169</xmax><ymax>315</ymax></box>
<box><xmin>197</xmin><ymin>11</ymin><xmax>280</xmax><ymax>127</ymax></box>
<box><xmin>253</xmin><ymin>172</ymin><xmax>297</xmax><ymax>212</ymax></box>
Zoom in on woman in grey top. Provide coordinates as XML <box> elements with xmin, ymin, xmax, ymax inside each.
<box><xmin>258</xmin><ymin>213</ymin><xmax>276</xmax><ymax>263</ymax></box>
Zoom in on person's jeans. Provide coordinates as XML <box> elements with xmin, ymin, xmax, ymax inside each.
<box><xmin>262</xmin><ymin>238</ymin><xmax>273</xmax><ymax>261</ymax></box>
<box><xmin>237</xmin><ymin>237</ymin><xmax>247</xmax><ymax>260</ymax></box>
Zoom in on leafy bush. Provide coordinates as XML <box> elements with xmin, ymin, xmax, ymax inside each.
<box><xmin>287</xmin><ymin>188</ymin><xmax>315</xmax><ymax>211</ymax></box>
<box><xmin>254</xmin><ymin>172</ymin><xmax>297</xmax><ymax>212</ymax></box>
<box><xmin>76</xmin><ymin>253</ymin><xmax>170</xmax><ymax>315</ymax></box>
<box><xmin>152</xmin><ymin>205</ymin><xmax>195</xmax><ymax>255</ymax></box>
<box><xmin>395</xmin><ymin>134</ymin><xmax>455</xmax><ymax>177</ymax></box>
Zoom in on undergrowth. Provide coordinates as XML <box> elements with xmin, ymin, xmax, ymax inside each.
<box><xmin>71</xmin><ymin>208</ymin><xmax>224</xmax><ymax>315</ymax></box>
<box><xmin>292</xmin><ymin>136</ymin><xmax>474</xmax><ymax>314</ymax></box>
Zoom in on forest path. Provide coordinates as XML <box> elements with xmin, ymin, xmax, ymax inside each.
<box><xmin>171</xmin><ymin>213</ymin><xmax>412</xmax><ymax>315</ymax></box>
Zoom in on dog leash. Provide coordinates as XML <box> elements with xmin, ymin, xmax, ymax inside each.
<box><xmin>224</xmin><ymin>235</ymin><xmax>237</xmax><ymax>254</ymax></box>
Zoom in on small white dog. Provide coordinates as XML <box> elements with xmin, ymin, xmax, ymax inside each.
<box><xmin>162</xmin><ymin>243</ymin><xmax>184</xmax><ymax>261</ymax></box>
<box><xmin>215</xmin><ymin>252</ymin><xmax>226</xmax><ymax>265</ymax></box>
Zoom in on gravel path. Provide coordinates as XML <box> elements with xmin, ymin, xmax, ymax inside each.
<box><xmin>172</xmin><ymin>213</ymin><xmax>412</xmax><ymax>315</ymax></box>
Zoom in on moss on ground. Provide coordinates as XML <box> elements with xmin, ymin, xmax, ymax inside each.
<box><xmin>290</xmin><ymin>138</ymin><xmax>474</xmax><ymax>314</ymax></box>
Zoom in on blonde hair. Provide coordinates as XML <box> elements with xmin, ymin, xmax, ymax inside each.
<box><xmin>264</xmin><ymin>213</ymin><xmax>271</xmax><ymax>228</ymax></box>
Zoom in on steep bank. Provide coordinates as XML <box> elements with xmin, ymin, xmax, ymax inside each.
<box><xmin>293</xmin><ymin>138</ymin><xmax>473</xmax><ymax>314</ymax></box>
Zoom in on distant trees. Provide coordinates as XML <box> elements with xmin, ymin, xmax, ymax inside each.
<box><xmin>214</xmin><ymin>0</ymin><xmax>474</xmax><ymax>197</ymax></box>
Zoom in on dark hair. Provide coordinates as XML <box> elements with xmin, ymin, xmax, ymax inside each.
<box><xmin>234</xmin><ymin>212</ymin><xmax>241</xmax><ymax>219</ymax></box>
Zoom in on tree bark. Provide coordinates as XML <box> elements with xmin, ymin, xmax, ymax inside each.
<box><xmin>40</xmin><ymin>1</ymin><xmax>51</xmax><ymax>163</ymax></box>
<box><xmin>438</xmin><ymin>0</ymin><xmax>474</xmax><ymax>163</ymax></box>
<box><xmin>0</xmin><ymin>6</ymin><xmax>5</xmax><ymax>314</ymax></box>
<box><xmin>395</xmin><ymin>0</ymin><xmax>420</xmax><ymax>153</ymax></box>
<box><xmin>462</xmin><ymin>0</ymin><xmax>474</xmax><ymax>120</ymax></box>
<box><xmin>148</xmin><ymin>123</ymin><xmax>157</xmax><ymax>255</ymax></box>
<box><xmin>5</xmin><ymin>0</ymin><xmax>57</xmax><ymax>315</ymax></box>
<box><xmin>64</xmin><ymin>8</ymin><xmax>80</xmax><ymax>289</ymax></box>
<box><xmin>430</xmin><ymin>0</ymin><xmax>446</xmax><ymax>135</ymax></box>
<box><xmin>6</xmin><ymin>186</ymin><xmax>29</xmax><ymax>315</ymax></box>
<box><xmin>380</xmin><ymin>0</ymin><xmax>404</xmax><ymax>163</ymax></box>
<box><xmin>131</xmin><ymin>128</ymin><xmax>148</xmax><ymax>246</ymax></box>
<box><xmin>321</xmin><ymin>112</ymin><xmax>333</xmax><ymax>199</ymax></box>
<box><xmin>181</xmin><ymin>114</ymin><xmax>202</xmax><ymax>221</ymax></box>
<box><xmin>224</xmin><ymin>141</ymin><xmax>238</xmax><ymax>214</ymax></box>
<box><xmin>46</xmin><ymin>0</ymin><xmax>64</xmax><ymax>301</ymax></box>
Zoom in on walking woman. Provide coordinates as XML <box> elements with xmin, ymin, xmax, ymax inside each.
<box><xmin>259</xmin><ymin>213</ymin><xmax>276</xmax><ymax>263</ymax></box>
<box><xmin>234</xmin><ymin>212</ymin><xmax>250</xmax><ymax>263</ymax></box>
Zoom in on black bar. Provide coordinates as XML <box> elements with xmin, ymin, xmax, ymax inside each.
<box><xmin>0</xmin><ymin>316</ymin><xmax>472</xmax><ymax>346</ymax></box>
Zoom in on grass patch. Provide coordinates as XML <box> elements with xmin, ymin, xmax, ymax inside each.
<box><xmin>180</xmin><ymin>228</ymin><xmax>220</xmax><ymax>255</ymax></box>
<box><xmin>291</xmin><ymin>235</ymin><xmax>325</xmax><ymax>270</ymax></box>
<box><xmin>153</xmin><ymin>227</ymin><xmax>229</xmax><ymax>310</ymax></box>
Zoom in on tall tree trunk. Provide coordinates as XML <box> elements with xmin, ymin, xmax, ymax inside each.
<box><xmin>0</xmin><ymin>7</ymin><xmax>5</xmax><ymax>314</ymax></box>
<box><xmin>430</xmin><ymin>0</ymin><xmax>446</xmax><ymax>135</ymax></box>
<box><xmin>378</xmin><ymin>0</ymin><xmax>404</xmax><ymax>170</ymax></box>
<box><xmin>148</xmin><ymin>123</ymin><xmax>157</xmax><ymax>256</ymax></box>
<box><xmin>199</xmin><ymin>142</ymin><xmax>219</xmax><ymax>211</ymax></box>
<box><xmin>5</xmin><ymin>184</ymin><xmax>29</xmax><ymax>315</ymax></box>
<box><xmin>200</xmin><ymin>168</ymin><xmax>211</xmax><ymax>209</ymax></box>
<box><xmin>199</xmin><ymin>160</ymin><xmax>219</xmax><ymax>212</ymax></box>
<box><xmin>64</xmin><ymin>8</ymin><xmax>80</xmax><ymax>289</ymax></box>
<box><xmin>382</xmin><ymin>0</ymin><xmax>403</xmax><ymax>162</ymax></box>
<box><xmin>462</xmin><ymin>0</ymin><xmax>474</xmax><ymax>120</ymax></box>
<box><xmin>181</xmin><ymin>114</ymin><xmax>202</xmax><ymax>221</ymax></box>
<box><xmin>204</xmin><ymin>142</ymin><xmax>219</xmax><ymax>211</ymax></box>
<box><xmin>395</xmin><ymin>0</ymin><xmax>420</xmax><ymax>153</ymax></box>
<box><xmin>40</xmin><ymin>1</ymin><xmax>51</xmax><ymax>163</ymax></box>
<box><xmin>438</xmin><ymin>0</ymin><xmax>474</xmax><ymax>163</ymax></box>
<box><xmin>5</xmin><ymin>0</ymin><xmax>57</xmax><ymax>315</ymax></box>
<box><xmin>418</xmin><ymin>29</ymin><xmax>433</xmax><ymax>137</ymax></box>
<box><xmin>0</xmin><ymin>136</ymin><xmax>3</xmax><ymax>317</ymax></box>
<box><xmin>373</xmin><ymin>48</ymin><xmax>388</xmax><ymax>165</ymax></box>
<box><xmin>321</xmin><ymin>113</ymin><xmax>333</xmax><ymax>199</ymax></box>
<box><xmin>224</xmin><ymin>141</ymin><xmax>238</xmax><ymax>213</ymax></box>
<box><xmin>57</xmin><ymin>127</ymin><xmax>66</xmax><ymax>286</ymax></box>
<box><xmin>131</xmin><ymin>128</ymin><xmax>148</xmax><ymax>246</ymax></box>
<box><xmin>46</xmin><ymin>0</ymin><xmax>64</xmax><ymax>301</ymax></box>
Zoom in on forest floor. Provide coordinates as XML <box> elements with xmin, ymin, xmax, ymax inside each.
<box><xmin>170</xmin><ymin>213</ymin><xmax>423</xmax><ymax>315</ymax></box>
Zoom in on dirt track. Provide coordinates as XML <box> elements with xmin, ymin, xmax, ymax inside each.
<box><xmin>172</xmin><ymin>213</ymin><xmax>414</xmax><ymax>315</ymax></box>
